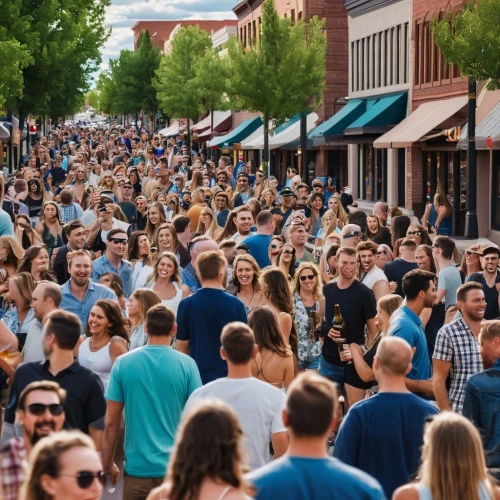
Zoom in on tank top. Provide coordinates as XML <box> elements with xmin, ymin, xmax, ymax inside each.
<box><xmin>418</xmin><ymin>481</ymin><xmax>491</xmax><ymax>500</ymax></box>
<box><xmin>78</xmin><ymin>337</ymin><xmax>113</xmax><ymax>388</ymax></box>
<box><xmin>26</xmin><ymin>195</ymin><xmax>43</xmax><ymax>219</ymax></box>
<box><xmin>149</xmin><ymin>281</ymin><xmax>183</xmax><ymax>315</ymax></box>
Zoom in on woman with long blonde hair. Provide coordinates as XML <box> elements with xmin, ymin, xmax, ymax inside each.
<box><xmin>233</xmin><ymin>254</ymin><xmax>263</xmax><ymax>314</ymax></box>
<box><xmin>127</xmin><ymin>288</ymin><xmax>161</xmax><ymax>350</ymax></box>
<box><xmin>196</xmin><ymin>207</ymin><xmax>222</xmax><ymax>240</ymax></box>
<box><xmin>328</xmin><ymin>195</ymin><xmax>348</xmax><ymax>229</ymax></box>
<box><xmin>98</xmin><ymin>171</ymin><xmax>122</xmax><ymax>202</ymax></box>
<box><xmin>14</xmin><ymin>214</ymin><xmax>43</xmax><ymax>250</ymax></box>
<box><xmin>394</xmin><ymin>412</ymin><xmax>500</xmax><ymax>500</ymax></box>
<box><xmin>144</xmin><ymin>201</ymin><xmax>167</xmax><ymax>242</ymax></box>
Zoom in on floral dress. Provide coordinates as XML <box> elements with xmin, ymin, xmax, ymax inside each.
<box><xmin>293</xmin><ymin>292</ymin><xmax>322</xmax><ymax>363</ymax></box>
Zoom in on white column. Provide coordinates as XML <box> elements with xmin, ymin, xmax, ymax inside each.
<box><xmin>387</xmin><ymin>148</ymin><xmax>398</xmax><ymax>206</ymax></box>
<box><xmin>348</xmin><ymin>144</ymin><xmax>359</xmax><ymax>199</ymax></box>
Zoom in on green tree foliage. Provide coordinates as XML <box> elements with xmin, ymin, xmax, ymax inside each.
<box><xmin>432</xmin><ymin>0</ymin><xmax>500</xmax><ymax>88</ymax></box>
<box><xmin>94</xmin><ymin>70</ymin><xmax>116</xmax><ymax>115</ymax></box>
<box><xmin>227</xmin><ymin>0</ymin><xmax>326</xmax><ymax>171</ymax></box>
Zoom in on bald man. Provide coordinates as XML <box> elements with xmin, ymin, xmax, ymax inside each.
<box><xmin>334</xmin><ymin>337</ymin><xmax>439</xmax><ymax>498</ymax></box>
<box><xmin>341</xmin><ymin>224</ymin><xmax>362</xmax><ymax>248</ymax></box>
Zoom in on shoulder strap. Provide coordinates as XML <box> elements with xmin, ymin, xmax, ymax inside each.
<box><xmin>216</xmin><ymin>486</ymin><xmax>233</xmax><ymax>500</ymax></box>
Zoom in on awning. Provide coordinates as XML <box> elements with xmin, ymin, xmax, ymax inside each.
<box><xmin>0</xmin><ymin>122</ymin><xmax>11</xmax><ymax>143</ymax></box>
<box><xmin>159</xmin><ymin>120</ymin><xmax>180</xmax><ymax>137</ymax></box>
<box><xmin>345</xmin><ymin>91</ymin><xmax>408</xmax><ymax>135</ymax></box>
<box><xmin>457</xmin><ymin>102</ymin><xmax>500</xmax><ymax>150</ymax></box>
<box><xmin>309</xmin><ymin>99</ymin><xmax>366</xmax><ymax>145</ymax></box>
<box><xmin>208</xmin><ymin>116</ymin><xmax>263</xmax><ymax>148</ymax></box>
<box><xmin>374</xmin><ymin>95</ymin><xmax>468</xmax><ymax>149</ymax></box>
<box><xmin>192</xmin><ymin>111</ymin><xmax>232</xmax><ymax>135</ymax></box>
<box><xmin>269</xmin><ymin>113</ymin><xmax>318</xmax><ymax>149</ymax></box>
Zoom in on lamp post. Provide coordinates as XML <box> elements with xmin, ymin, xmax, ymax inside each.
<box><xmin>464</xmin><ymin>76</ymin><xmax>478</xmax><ymax>239</ymax></box>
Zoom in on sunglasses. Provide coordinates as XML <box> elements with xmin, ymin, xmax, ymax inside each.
<box><xmin>300</xmin><ymin>274</ymin><xmax>315</xmax><ymax>282</ymax></box>
<box><xmin>282</xmin><ymin>250</ymin><xmax>294</xmax><ymax>255</ymax></box>
<box><xmin>466</xmin><ymin>250</ymin><xmax>479</xmax><ymax>256</ymax></box>
<box><xmin>24</xmin><ymin>403</ymin><xmax>64</xmax><ymax>416</ymax></box>
<box><xmin>59</xmin><ymin>471</ymin><xmax>107</xmax><ymax>489</ymax></box>
<box><xmin>407</xmin><ymin>231</ymin><xmax>421</xmax><ymax>236</ymax></box>
<box><xmin>169</xmin><ymin>200</ymin><xmax>177</xmax><ymax>205</ymax></box>
<box><xmin>344</xmin><ymin>231</ymin><xmax>363</xmax><ymax>239</ymax></box>
<box><xmin>110</xmin><ymin>238</ymin><xmax>127</xmax><ymax>245</ymax></box>
<box><xmin>313</xmin><ymin>184</ymin><xmax>322</xmax><ymax>188</ymax></box>
<box><xmin>377</xmin><ymin>249</ymin><xmax>388</xmax><ymax>255</ymax></box>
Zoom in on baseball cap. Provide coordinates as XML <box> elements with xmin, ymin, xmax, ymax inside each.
<box><xmin>280</xmin><ymin>187</ymin><xmax>295</xmax><ymax>197</ymax></box>
<box><xmin>479</xmin><ymin>244</ymin><xmax>500</xmax><ymax>256</ymax></box>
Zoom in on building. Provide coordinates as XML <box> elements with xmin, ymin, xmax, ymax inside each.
<box><xmin>132</xmin><ymin>20</ymin><xmax>238</xmax><ymax>52</ymax></box>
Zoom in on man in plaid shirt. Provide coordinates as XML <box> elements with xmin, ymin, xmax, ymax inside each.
<box><xmin>432</xmin><ymin>282</ymin><xmax>485</xmax><ymax>413</ymax></box>
<box><xmin>0</xmin><ymin>381</ymin><xmax>65</xmax><ymax>500</ymax></box>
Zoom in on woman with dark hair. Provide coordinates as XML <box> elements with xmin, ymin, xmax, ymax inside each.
<box><xmin>152</xmin><ymin>223</ymin><xmax>190</xmax><ymax>269</ymax></box>
<box><xmin>233</xmin><ymin>254</ymin><xmax>263</xmax><ymax>314</ymax></box>
<box><xmin>269</xmin><ymin>234</ymin><xmax>285</xmax><ymax>264</ymax></box>
<box><xmin>0</xmin><ymin>236</ymin><xmax>24</xmax><ymax>283</ymax></box>
<box><xmin>78</xmin><ymin>299</ymin><xmax>129</xmax><ymax>388</ymax></box>
<box><xmin>247</xmin><ymin>198</ymin><xmax>261</xmax><ymax>223</ymax></box>
<box><xmin>390</xmin><ymin>215</ymin><xmax>411</xmax><ymax>249</ymax></box>
<box><xmin>128</xmin><ymin>231</ymin><xmax>155</xmax><ymax>291</ymax></box>
<box><xmin>98</xmin><ymin>272</ymin><xmax>127</xmax><ymax>311</ymax></box>
<box><xmin>128</xmin><ymin>167</ymin><xmax>142</xmax><ymax>197</ymax></box>
<box><xmin>248</xmin><ymin>306</ymin><xmax>295</xmax><ymax>389</ymax></box>
<box><xmin>305</xmin><ymin>193</ymin><xmax>326</xmax><ymax>241</ymax></box>
<box><xmin>34</xmin><ymin>202</ymin><xmax>64</xmax><ymax>258</ymax></box>
<box><xmin>18</xmin><ymin>177</ymin><xmax>51</xmax><ymax>226</ymax></box>
<box><xmin>275</xmin><ymin>243</ymin><xmax>297</xmax><ymax>280</ymax></box>
<box><xmin>127</xmin><ymin>289</ymin><xmax>161</xmax><ymax>350</ymax></box>
<box><xmin>148</xmin><ymin>400</ymin><xmax>250</xmax><ymax>500</ymax></box>
<box><xmin>17</xmin><ymin>244</ymin><xmax>57</xmax><ymax>283</ymax></box>
<box><xmin>217</xmin><ymin>210</ymin><xmax>238</xmax><ymax>243</ymax></box>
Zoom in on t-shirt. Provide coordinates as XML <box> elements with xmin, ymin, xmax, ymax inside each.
<box><xmin>466</xmin><ymin>272</ymin><xmax>500</xmax><ymax>319</ymax></box>
<box><xmin>322</xmin><ymin>280</ymin><xmax>377</xmax><ymax>366</ymax></box>
<box><xmin>271</xmin><ymin>206</ymin><xmax>293</xmax><ymax>234</ymax></box>
<box><xmin>0</xmin><ymin>209</ymin><xmax>13</xmax><ymax>236</ymax></box>
<box><xmin>176</xmin><ymin>288</ymin><xmax>248</xmax><ymax>384</ymax></box>
<box><xmin>185</xmin><ymin>377</ymin><xmax>286</xmax><ymax>470</ymax></box>
<box><xmin>244</xmin><ymin>233</ymin><xmax>272</xmax><ymax>268</ymax></box>
<box><xmin>333</xmin><ymin>392</ymin><xmax>439</xmax><ymax>498</ymax></box>
<box><xmin>106</xmin><ymin>345</ymin><xmax>201</xmax><ymax>477</ymax></box>
<box><xmin>383</xmin><ymin>260</ymin><xmax>419</xmax><ymax>297</ymax></box>
<box><xmin>247</xmin><ymin>456</ymin><xmax>385</xmax><ymax>500</ymax></box>
<box><xmin>438</xmin><ymin>264</ymin><xmax>462</xmax><ymax>309</ymax></box>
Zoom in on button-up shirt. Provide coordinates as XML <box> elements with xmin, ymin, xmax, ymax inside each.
<box><xmin>91</xmin><ymin>254</ymin><xmax>133</xmax><ymax>298</ymax></box>
<box><xmin>433</xmin><ymin>317</ymin><xmax>483</xmax><ymax>413</ymax></box>
<box><xmin>60</xmin><ymin>279</ymin><xmax>117</xmax><ymax>333</ymax></box>
<box><xmin>0</xmin><ymin>438</ymin><xmax>26</xmax><ymax>500</ymax></box>
<box><xmin>2</xmin><ymin>307</ymin><xmax>38</xmax><ymax>351</ymax></box>
<box><xmin>182</xmin><ymin>262</ymin><xmax>201</xmax><ymax>292</ymax></box>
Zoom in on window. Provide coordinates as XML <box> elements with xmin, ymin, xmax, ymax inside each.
<box><xmin>291</xmin><ymin>9</ymin><xmax>296</xmax><ymax>25</ymax></box>
<box><xmin>351</xmin><ymin>41</ymin><xmax>355</xmax><ymax>92</ymax></box>
<box><xmin>253</xmin><ymin>20</ymin><xmax>256</xmax><ymax>41</ymax></box>
<box><xmin>361</xmin><ymin>38</ymin><xmax>365</xmax><ymax>90</ymax></box>
<box><xmin>404</xmin><ymin>23</ymin><xmax>409</xmax><ymax>83</ymax></box>
<box><xmin>396</xmin><ymin>25</ymin><xmax>401</xmax><ymax>84</ymax></box>
<box><xmin>298</xmin><ymin>11</ymin><xmax>302</xmax><ymax>20</ymax></box>
<box><xmin>414</xmin><ymin>23</ymin><xmax>420</xmax><ymax>85</ymax></box>
<box><xmin>244</xmin><ymin>25</ymin><xmax>247</xmax><ymax>47</ymax></box>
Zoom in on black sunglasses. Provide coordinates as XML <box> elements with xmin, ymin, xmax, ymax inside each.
<box><xmin>377</xmin><ymin>249</ymin><xmax>388</xmax><ymax>255</ymax></box>
<box><xmin>343</xmin><ymin>231</ymin><xmax>363</xmax><ymax>239</ymax></box>
<box><xmin>299</xmin><ymin>274</ymin><xmax>315</xmax><ymax>282</ymax></box>
<box><xmin>59</xmin><ymin>471</ymin><xmax>107</xmax><ymax>489</ymax></box>
<box><xmin>110</xmin><ymin>238</ymin><xmax>127</xmax><ymax>245</ymax></box>
<box><xmin>24</xmin><ymin>403</ymin><xmax>64</xmax><ymax>416</ymax></box>
<box><xmin>282</xmin><ymin>249</ymin><xmax>294</xmax><ymax>255</ymax></box>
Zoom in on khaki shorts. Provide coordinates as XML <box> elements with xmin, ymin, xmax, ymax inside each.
<box><xmin>123</xmin><ymin>475</ymin><xmax>163</xmax><ymax>500</ymax></box>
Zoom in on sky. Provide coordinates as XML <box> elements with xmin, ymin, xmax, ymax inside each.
<box><xmin>101</xmin><ymin>0</ymin><xmax>238</xmax><ymax>71</ymax></box>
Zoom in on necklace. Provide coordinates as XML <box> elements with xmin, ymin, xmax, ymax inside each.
<box><xmin>239</xmin><ymin>288</ymin><xmax>255</xmax><ymax>308</ymax></box>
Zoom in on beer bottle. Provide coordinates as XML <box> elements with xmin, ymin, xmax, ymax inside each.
<box><xmin>332</xmin><ymin>304</ymin><xmax>346</xmax><ymax>339</ymax></box>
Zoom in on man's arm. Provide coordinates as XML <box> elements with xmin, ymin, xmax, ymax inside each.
<box><xmin>271</xmin><ymin>431</ymin><xmax>288</xmax><ymax>459</ymax></box>
<box><xmin>432</xmin><ymin>359</ymin><xmax>452</xmax><ymax>411</ymax></box>
<box><xmin>89</xmin><ymin>426</ymin><xmax>103</xmax><ymax>451</ymax></box>
<box><xmin>101</xmin><ymin>400</ymin><xmax>123</xmax><ymax>485</ymax></box>
<box><xmin>404</xmin><ymin>378</ymin><xmax>434</xmax><ymax>396</ymax></box>
<box><xmin>174</xmin><ymin>340</ymin><xmax>189</xmax><ymax>355</ymax></box>
<box><xmin>372</xmin><ymin>280</ymin><xmax>391</xmax><ymax>302</ymax></box>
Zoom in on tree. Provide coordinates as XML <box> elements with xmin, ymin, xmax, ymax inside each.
<box><xmin>154</xmin><ymin>26</ymin><xmax>212</xmax><ymax>150</ymax></box>
<box><xmin>0</xmin><ymin>37</ymin><xmax>32</xmax><ymax>108</ymax></box>
<box><xmin>228</xmin><ymin>0</ymin><xmax>326</xmax><ymax>175</ymax></box>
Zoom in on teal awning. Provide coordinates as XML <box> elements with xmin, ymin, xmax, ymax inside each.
<box><xmin>273</xmin><ymin>113</ymin><xmax>302</xmax><ymax>135</ymax></box>
<box><xmin>208</xmin><ymin>116</ymin><xmax>263</xmax><ymax>148</ymax></box>
<box><xmin>345</xmin><ymin>91</ymin><xmax>408</xmax><ymax>135</ymax></box>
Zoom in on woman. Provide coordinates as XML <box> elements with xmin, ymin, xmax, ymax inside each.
<box><xmin>233</xmin><ymin>254</ymin><xmax>263</xmax><ymax>314</ymax></box>
<box><xmin>315</xmin><ymin>210</ymin><xmax>340</xmax><ymax>241</ymax></box>
<box><xmin>365</xmin><ymin>215</ymin><xmax>391</xmax><ymax>247</ymax></box>
<box><xmin>394</xmin><ymin>223</ymin><xmax>432</xmax><ymax>257</ymax></box>
<box><xmin>0</xmin><ymin>236</ymin><xmax>24</xmax><ymax>283</ymax></box>
<box><xmin>459</xmin><ymin>243</ymin><xmax>482</xmax><ymax>281</ymax></box>
<box><xmin>147</xmin><ymin>400</ymin><xmax>250</xmax><ymax>500</ymax></box>
<box><xmin>145</xmin><ymin>252</ymin><xmax>190</xmax><ymax>315</ymax></box>
<box><xmin>328</xmin><ymin>195</ymin><xmax>348</xmax><ymax>228</ymax></box>
<box><xmin>143</xmin><ymin>163</ymin><xmax>157</xmax><ymax>192</ymax></box>
<box><xmin>247</xmin><ymin>198</ymin><xmax>261</xmax><ymax>223</ymax></box>
<box><xmin>78</xmin><ymin>299</ymin><xmax>129</xmax><ymax>388</ymax></box>
<box><xmin>391</xmin><ymin>215</ymin><xmax>411</xmax><ymax>249</ymax></box>
<box><xmin>14</xmin><ymin>214</ymin><xmax>43</xmax><ymax>250</ymax></box>
<box><xmin>248</xmin><ymin>306</ymin><xmax>295</xmax><ymax>389</ymax></box>
<box><xmin>322</xmin><ymin>244</ymin><xmax>340</xmax><ymax>284</ymax></box>
<box><xmin>152</xmin><ymin>190</ymin><xmax>167</xmax><ymax>206</ymax></box>
<box><xmin>128</xmin><ymin>231</ymin><xmax>155</xmax><ymax>291</ymax></box>
<box><xmin>269</xmin><ymin>235</ymin><xmax>285</xmax><ymax>264</ymax></box>
<box><xmin>343</xmin><ymin>294</ymin><xmax>403</xmax><ymax>406</ymax></box>
<box><xmin>421</xmin><ymin>191</ymin><xmax>454</xmax><ymax>236</ymax></box>
<box><xmin>375</xmin><ymin>244</ymin><xmax>393</xmax><ymax>269</ymax></box>
<box><xmin>196</xmin><ymin>207</ymin><xmax>222</xmax><ymax>240</ymax></box>
<box><xmin>152</xmin><ymin>223</ymin><xmax>190</xmax><ymax>269</ymax></box>
<box><xmin>393</xmin><ymin>412</ymin><xmax>500</xmax><ymax>500</ymax></box>
<box><xmin>305</xmin><ymin>193</ymin><xmax>326</xmax><ymax>240</ymax></box>
<box><xmin>17</xmin><ymin>244</ymin><xmax>57</xmax><ymax>283</ymax></box>
<box><xmin>217</xmin><ymin>211</ymin><xmax>238</xmax><ymax>243</ymax></box>
<box><xmin>34</xmin><ymin>202</ymin><xmax>64</xmax><ymax>258</ymax></box>
<box><xmin>98</xmin><ymin>172</ymin><xmax>122</xmax><ymax>203</ymax></box>
<box><xmin>98</xmin><ymin>273</ymin><xmax>127</xmax><ymax>311</ymax></box>
<box><xmin>260</xmin><ymin>188</ymin><xmax>277</xmax><ymax>210</ymax></box>
<box><xmin>253</xmin><ymin>171</ymin><xmax>265</xmax><ymax>201</ymax></box>
<box><xmin>415</xmin><ymin>244</ymin><xmax>437</xmax><ymax>274</ymax></box>
<box><xmin>71</xmin><ymin>165</ymin><xmax>87</xmax><ymax>205</ymax></box>
<box><xmin>144</xmin><ymin>201</ymin><xmax>167</xmax><ymax>242</ymax></box>
<box><xmin>293</xmin><ymin>263</ymin><xmax>324</xmax><ymax>371</ymax></box>
<box><xmin>128</xmin><ymin>168</ymin><xmax>142</xmax><ymax>197</ymax></box>
<box><xmin>22</xmin><ymin>178</ymin><xmax>51</xmax><ymax>225</ymax></box>
<box><xmin>166</xmin><ymin>193</ymin><xmax>180</xmax><ymax>219</ymax></box>
<box><xmin>275</xmin><ymin>244</ymin><xmax>296</xmax><ymax>279</ymax></box>
<box><xmin>188</xmin><ymin>171</ymin><xmax>203</xmax><ymax>192</ymax></box>
<box><xmin>213</xmin><ymin>191</ymin><xmax>231</xmax><ymax>228</ymax></box>
<box><xmin>20</xmin><ymin>430</ymin><xmax>105</xmax><ymax>500</ymax></box>
<box><xmin>127</xmin><ymin>289</ymin><xmax>161</xmax><ymax>350</ymax></box>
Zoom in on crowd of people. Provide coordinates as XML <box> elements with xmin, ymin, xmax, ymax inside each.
<box><xmin>0</xmin><ymin>123</ymin><xmax>499</xmax><ymax>499</ymax></box>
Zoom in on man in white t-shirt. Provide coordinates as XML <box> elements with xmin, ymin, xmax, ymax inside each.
<box><xmin>357</xmin><ymin>241</ymin><xmax>390</xmax><ymax>302</ymax></box>
<box><xmin>184</xmin><ymin>322</ymin><xmax>288</xmax><ymax>470</ymax></box>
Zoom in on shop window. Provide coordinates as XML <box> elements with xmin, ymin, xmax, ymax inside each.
<box><xmin>414</xmin><ymin>22</ymin><xmax>420</xmax><ymax>85</ymax></box>
<box><xmin>291</xmin><ymin>9</ymin><xmax>296</xmax><ymax>25</ymax></box>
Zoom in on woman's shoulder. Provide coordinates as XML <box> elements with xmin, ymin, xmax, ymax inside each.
<box><xmin>392</xmin><ymin>483</ymin><xmax>421</xmax><ymax>500</ymax></box>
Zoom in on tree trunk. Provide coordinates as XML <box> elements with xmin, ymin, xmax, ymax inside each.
<box><xmin>186</xmin><ymin>117</ymin><xmax>191</xmax><ymax>153</ymax></box>
<box><xmin>263</xmin><ymin>112</ymin><xmax>270</xmax><ymax>178</ymax></box>
<box><xmin>300</xmin><ymin>112</ymin><xmax>308</xmax><ymax>184</ymax></box>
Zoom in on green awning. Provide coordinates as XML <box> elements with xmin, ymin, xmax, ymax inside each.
<box><xmin>273</xmin><ymin>113</ymin><xmax>302</xmax><ymax>135</ymax></box>
<box><xmin>345</xmin><ymin>91</ymin><xmax>408</xmax><ymax>135</ymax></box>
<box><xmin>309</xmin><ymin>99</ymin><xmax>366</xmax><ymax>145</ymax></box>
<box><xmin>208</xmin><ymin>116</ymin><xmax>263</xmax><ymax>148</ymax></box>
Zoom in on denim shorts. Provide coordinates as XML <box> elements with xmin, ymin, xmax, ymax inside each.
<box><xmin>298</xmin><ymin>356</ymin><xmax>320</xmax><ymax>370</ymax></box>
<box><xmin>318</xmin><ymin>355</ymin><xmax>344</xmax><ymax>386</ymax></box>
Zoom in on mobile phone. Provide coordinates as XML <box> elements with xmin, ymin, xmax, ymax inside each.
<box><xmin>98</xmin><ymin>204</ymin><xmax>107</xmax><ymax>212</ymax></box>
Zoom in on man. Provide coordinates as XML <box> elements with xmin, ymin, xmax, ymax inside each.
<box><xmin>118</xmin><ymin>180</ymin><xmax>137</xmax><ymax>223</ymax></box>
<box><xmin>92</xmin><ymin>228</ymin><xmax>133</xmax><ymax>298</ymax></box>
<box><xmin>176</xmin><ymin>250</ymin><xmax>247</xmax><ymax>384</ymax></box>
<box><xmin>247</xmin><ymin>372</ymin><xmax>385</xmax><ymax>500</ymax></box>
<box><xmin>467</xmin><ymin>244</ymin><xmax>500</xmax><ymax>319</ymax></box>
<box><xmin>244</xmin><ymin>210</ymin><xmax>275</xmax><ymax>268</ymax></box>
<box><xmin>185</xmin><ymin>322</ymin><xmax>288</xmax><ymax>470</ymax></box>
<box><xmin>0</xmin><ymin>381</ymin><xmax>66</xmax><ymax>500</ymax></box>
<box><xmin>172</xmin><ymin>215</ymin><xmax>191</xmax><ymax>249</ymax></box>
<box><xmin>214</xmin><ymin>191</ymin><xmax>231</xmax><ymax>228</ymax></box>
<box><xmin>271</xmin><ymin>187</ymin><xmax>295</xmax><ymax>234</ymax></box>
<box><xmin>145</xmin><ymin>165</ymin><xmax>174</xmax><ymax>199</ymax></box>
<box><xmin>61</xmin><ymin>250</ymin><xmax>117</xmax><ymax>332</ymax></box>
<box><xmin>384</xmin><ymin>238</ymin><xmax>419</xmax><ymax>297</ymax></box>
<box><xmin>233</xmin><ymin>172</ymin><xmax>255</xmax><ymax>208</ymax></box>
<box><xmin>320</xmin><ymin>247</ymin><xmax>378</xmax><ymax>385</ymax></box>
<box><xmin>219</xmin><ymin>156</ymin><xmax>236</xmax><ymax>189</ymax></box>
<box><xmin>373</xmin><ymin>201</ymin><xmax>389</xmax><ymax>227</ymax></box>
<box><xmin>219</xmin><ymin>239</ymin><xmax>237</xmax><ymax>293</ymax></box>
<box><xmin>334</xmin><ymin>337</ymin><xmax>439</xmax><ymax>498</ymax></box>
<box><xmin>388</xmin><ymin>269</ymin><xmax>435</xmax><ymax>396</ymax></box>
<box><xmin>295</xmin><ymin>183</ymin><xmax>310</xmax><ymax>208</ymax></box>
<box><xmin>182</xmin><ymin>236</ymin><xmax>218</xmax><ymax>292</ymax></box>
<box><xmin>433</xmin><ymin>282</ymin><xmax>485</xmax><ymax>412</ymax></box>
<box><xmin>341</xmin><ymin>224</ymin><xmax>363</xmax><ymax>248</ymax></box>
<box><xmin>103</xmin><ymin>305</ymin><xmax>201</xmax><ymax>498</ymax></box>
<box><xmin>463</xmin><ymin>320</ymin><xmax>500</xmax><ymax>475</ymax></box>
<box><xmin>23</xmin><ymin>282</ymin><xmax>61</xmax><ymax>363</ymax></box>
<box><xmin>186</xmin><ymin>188</ymin><xmax>206</xmax><ymax>232</ymax></box>
<box><xmin>357</xmin><ymin>241</ymin><xmax>390</xmax><ymax>301</ymax></box>
<box><xmin>433</xmin><ymin>236</ymin><xmax>462</xmax><ymax>311</ymax></box>
<box><xmin>53</xmin><ymin>220</ymin><xmax>86</xmax><ymax>284</ymax></box>
<box><xmin>46</xmin><ymin>154</ymin><xmax>66</xmax><ymax>193</ymax></box>
<box><xmin>4</xmin><ymin>310</ymin><xmax>106</xmax><ymax>446</ymax></box>
<box><xmin>231</xmin><ymin>205</ymin><xmax>254</xmax><ymax>244</ymax></box>
<box><xmin>57</xmin><ymin>187</ymin><xmax>83</xmax><ymax>224</ymax></box>
<box><xmin>132</xmin><ymin>195</ymin><xmax>148</xmax><ymax>231</ymax></box>
<box><xmin>311</xmin><ymin>178</ymin><xmax>324</xmax><ymax>195</ymax></box>
<box><xmin>289</xmin><ymin>223</ymin><xmax>315</xmax><ymax>264</ymax></box>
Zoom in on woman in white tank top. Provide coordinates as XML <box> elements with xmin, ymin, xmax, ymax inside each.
<box><xmin>145</xmin><ymin>252</ymin><xmax>190</xmax><ymax>315</ymax></box>
<box><xmin>78</xmin><ymin>299</ymin><xmax>129</xmax><ymax>388</ymax></box>
<box><xmin>127</xmin><ymin>289</ymin><xmax>161</xmax><ymax>350</ymax></box>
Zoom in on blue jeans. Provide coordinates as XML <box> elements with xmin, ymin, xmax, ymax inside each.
<box><xmin>318</xmin><ymin>355</ymin><xmax>344</xmax><ymax>386</ymax></box>
<box><xmin>298</xmin><ymin>356</ymin><xmax>320</xmax><ymax>370</ymax></box>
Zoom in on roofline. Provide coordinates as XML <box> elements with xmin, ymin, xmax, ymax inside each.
<box><xmin>132</xmin><ymin>19</ymin><xmax>237</xmax><ymax>30</ymax></box>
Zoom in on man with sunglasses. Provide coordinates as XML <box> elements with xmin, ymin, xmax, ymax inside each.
<box><xmin>0</xmin><ymin>381</ymin><xmax>66</xmax><ymax>500</ymax></box>
<box><xmin>118</xmin><ymin>181</ymin><xmax>137</xmax><ymax>223</ymax></box>
<box><xmin>341</xmin><ymin>224</ymin><xmax>363</xmax><ymax>248</ymax></box>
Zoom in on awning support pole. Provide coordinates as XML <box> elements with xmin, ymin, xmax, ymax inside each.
<box><xmin>464</xmin><ymin>76</ymin><xmax>478</xmax><ymax>239</ymax></box>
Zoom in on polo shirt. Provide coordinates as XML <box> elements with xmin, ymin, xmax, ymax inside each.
<box><xmin>60</xmin><ymin>280</ymin><xmax>117</xmax><ymax>333</ymax></box>
<box><xmin>91</xmin><ymin>254</ymin><xmax>133</xmax><ymax>298</ymax></box>
<box><xmin>4</xmin><ymin>360</ymin><xmax>106</xmax><ymax>433</ymax></box>
<box><xmin>243</xmin><ymin>233</ymin><xmax>272</xmax><ymax>268</ymax></box>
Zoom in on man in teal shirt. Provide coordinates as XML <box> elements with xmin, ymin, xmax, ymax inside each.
<box><xmin>102</xmin><ymin>304</ymin><xmax>201</xmax><ymax>499</ymax></box>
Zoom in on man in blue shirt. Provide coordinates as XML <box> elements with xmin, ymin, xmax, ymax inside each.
<box><xmin>247</xmin><ymin>371</ymin><xmax>385</xmax><ymax>500</ymax></box>
<box><xmin>463</xmin><ymin>320</ymin><xmax>500</xmax><ymax>474</ymax></box>
<box><xmin>102</xmin><ymin>304</ymin><xmax>201</xmax><ymax>497</ymax></box>
<box><xmin>334</xmin><ymin>337</ymin><xmax>439</xmax><ymax>498</ymax></box>
<box><xmin>176</xmin><ymin>250</ymin><xmax>247</xmax><ymax>384</ymax></box>
<box><xmin>92</xmin><ymin>228</ymin><xmax>133</xmax><ymax>298</ymax></box>
<box><xmin>243</xmin><ymin>210</ymin><xmax>275</xmax><ymax>268</ymax></box>
<box><xmin>388</xmin><ymin>268</ymin><xmax>436</xmax><ymax>396</ymax></box>
<box><xmin>61</xmin><ymin>250</ymin><xmax>117</xmax><ymax>333</ymax></box>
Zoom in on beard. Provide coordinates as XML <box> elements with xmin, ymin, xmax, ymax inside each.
<box><xmin>30</xmin><ymin>422</ymin><xmax>56</xmax><ymax>445</ymax></box>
